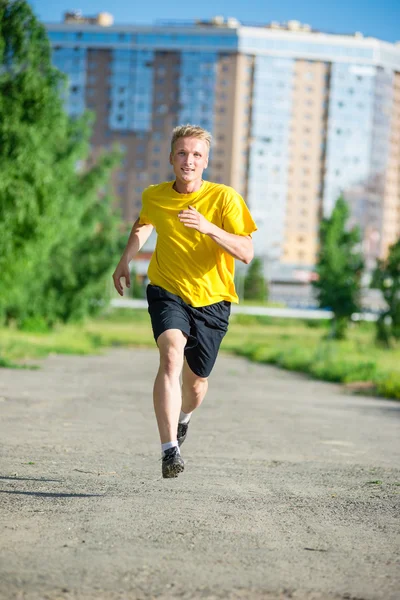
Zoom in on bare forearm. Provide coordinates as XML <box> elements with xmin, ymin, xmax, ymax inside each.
<box><xmin>120</xmin><ymin>219</ymin><xmax>153</xmax><ymax>263</ymax></box>
<box><xmin>206</xmin><ymin>223</ymin><xmax>254</xmax><ymax>264</ymax></box>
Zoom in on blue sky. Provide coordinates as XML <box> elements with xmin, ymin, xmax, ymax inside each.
<box><xmin>30</xmin><ymin>0</ymin><xmax>399</xmax><ymax>43</ymax></box>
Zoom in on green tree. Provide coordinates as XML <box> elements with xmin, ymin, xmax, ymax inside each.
<box><xmin>0</xmin><ymin>0</ymin><xmax>122</xmax><ymax>328</ymax></box>
<box><xmin>244</xmin><ymin>257</ymin><xmax>268</xmax><ymax>303</ymax></box>
<box><xmin>370</xmin><ymin>239</ymin><xmax>400</xmax><ymax>346</ymax></box>
<box><xmin>312</xmin><ymin>197</ymin><xmax>364</xmax><ymax>339</ymax></box>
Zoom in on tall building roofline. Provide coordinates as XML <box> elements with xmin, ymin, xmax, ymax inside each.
<box><xmin>52</xmin><ymin>12</ymin><xmax>399</xmax><ymax>46</ymax></box>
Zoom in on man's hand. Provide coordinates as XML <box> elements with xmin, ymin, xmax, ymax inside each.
<box><xmin>178</xmin><ymin>205</ymin><xmax>213</xmax><ymax>235</ymax></box>
<box><xmin>112</xmin><ymin>260</ymin><xmax>131</xmax><ymax>296</ymax></box>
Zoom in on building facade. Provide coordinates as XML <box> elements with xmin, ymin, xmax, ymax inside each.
<box><xmin>47</xmin><ymin>13</ymin><xmax>400</xmax><ymax>281</ymax></box>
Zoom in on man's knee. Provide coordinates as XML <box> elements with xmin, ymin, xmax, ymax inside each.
<box><xmin>157</xmin><ymin>330</ymin><xmax>186</xmax><ymax>375</ymax></box>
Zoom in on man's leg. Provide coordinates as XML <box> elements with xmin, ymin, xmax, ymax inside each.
<box><xmin>178</xmin><ymin>360</ymin><xmax>208</xmax><ymax>446</ymax></box>
<box><xmin>153</xmin><ymin>329</ymin><xmax>187</xmax><ymax>444</ymax></box>
<box><xmin>181</xmin><ymin>359</ymin><xmax>208</xmax><ymax>415</ymax></box>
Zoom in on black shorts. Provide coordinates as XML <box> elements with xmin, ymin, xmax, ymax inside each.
<box><xmin>146</xmin><ymin>284</ymin><xmax>231</xmax><ymax>378</ymax></box>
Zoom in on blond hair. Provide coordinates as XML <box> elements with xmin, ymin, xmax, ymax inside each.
<box><xmin>170</xmin><ymin>124</ymin><xmax>212</xmax><ymax>154</ymax></box>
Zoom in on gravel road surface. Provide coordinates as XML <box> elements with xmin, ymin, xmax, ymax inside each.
<box><xmin>0</xmin><ymin>349</ymin><xmax>399</xmax><ymax>600</ymax></box>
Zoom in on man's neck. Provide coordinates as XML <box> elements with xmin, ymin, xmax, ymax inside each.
<box><xmin>173</xmin><ymin>179</ymin><xmax>203</xmax><ymax>194</ymax></box>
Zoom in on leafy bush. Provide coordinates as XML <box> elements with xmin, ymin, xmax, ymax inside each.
<box><xmin>375</xmin><ymin>371</ymin><xmax>400</xmax><ymax>400</ymax></box>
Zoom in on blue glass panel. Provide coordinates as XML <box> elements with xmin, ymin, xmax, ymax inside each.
<box><xmin>247</xmin><ymin>56</ymin><xmax>294</xmax><ymax>261</ymax></box>
<box><xmin>239</xmin><ymin>34</ymin><xmax>374</xmax><ymax>62</ymax></box>
<box><xmin>178</xmin><ymin>52</ymin><xmax>217</xmax><ymax>133</ymax></box>
<box><xmin>107</xmin><ymin>49</ymin><xmax>154</xmax><ymax>132</ymax></box>
<box><xmin>323</xmin><ymin>62</ymin><xmax>377</xmax><ymax>215</ymax></box>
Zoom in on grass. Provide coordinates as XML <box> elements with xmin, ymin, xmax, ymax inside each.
<box><xmin>1</xmin><ymin>308</ymin><xmax>399</xmax><ymax>400</ymax></box>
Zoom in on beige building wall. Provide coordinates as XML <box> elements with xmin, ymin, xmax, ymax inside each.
<box><xmin>229</xmin><ymin>54</ymin><xmax>254</xmax><ymax>199</ymax></box>
<box><xmin>146</xmin><ymin>51</ymin><xmax>180</xmax><ymax>186</ymax></box>
<box><xmin>86</xmin><ymin>50</ymin><xmax>182</xmax><ymax>223</ymax></box>
<box><xmin>282</xmin><ymin>60</ymin><xmax>330</xmax><ymax>267</ymax></box>
<box><xmin>85</xmin><ymin>48</ymin><xmax>147</xmax><ymax>222</ymax></box>
<box><xmin>208</xmin><ymin>54</ymin><xmax>237</xmax><ymax>187</ymax></box>
<box><xmin>381</xmin><ymin>71</ymin><xmax>400</xmax><ymax>257</ymax></box>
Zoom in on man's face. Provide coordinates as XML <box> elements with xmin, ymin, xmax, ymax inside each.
<box><xmin>169</xmin><ymin>137</ymin><xmax>209</xmax><ymax>185</ymax></box>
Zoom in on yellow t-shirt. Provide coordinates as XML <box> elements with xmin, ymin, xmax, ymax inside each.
<box><xmin>139</xmin><ymin>180</ymin><xmax>257</xmax><ymax>307</ymax></box>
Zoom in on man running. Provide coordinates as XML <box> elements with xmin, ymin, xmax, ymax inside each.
<box><xmin>112</xmin><ymin>124</ymin><xmax>257</xmax><ymax>478</ymax></box>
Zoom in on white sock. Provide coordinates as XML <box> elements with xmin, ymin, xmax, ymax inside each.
<box><xmin>179</xmin><ymin>410</ymin><xmax>192</xmax><ymax>424</ymax></box>
<box><xmin>161</xmin><ymin>441</ymin><xmax>179</xmax><ymax>456</ymax></box>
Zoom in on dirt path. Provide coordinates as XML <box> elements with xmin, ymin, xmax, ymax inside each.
<box><xmin>0</xmin><ymin>348</ymin><xmax>399</xmax><ymax>600</ymax></box>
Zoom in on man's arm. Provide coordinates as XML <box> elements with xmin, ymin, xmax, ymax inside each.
<box><xmin>178</xmin><ymin>206</ymin><xmax>254</xmax><ymax>264</ymax></box>
<box><xmin>112</xmin><ymin>218</ymin><xmax>154</xmax><ymax>296</ymax></box>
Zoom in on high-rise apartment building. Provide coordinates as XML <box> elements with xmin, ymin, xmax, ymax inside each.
<box><xmin>46</xmin><ymin>12</ymin><xmax>400</xmax><ymax>281</ymax></box>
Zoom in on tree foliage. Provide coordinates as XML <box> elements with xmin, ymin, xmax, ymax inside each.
<box><xmin>312</xmin><ymin>197</ymin><xmax>364</xmax><ymax>339</ymax></box>
<box><xmin>0</xmin><ymin>0</ymin><xmax>123</xmax><ymax>328</ymax></box>
<box><xmin>370</xmin><ymin>239</ymin><xmax>400</xmax><ymax>345</ymax></box>
<box><xmin>244</xmin><ymin>257</ymin><xmax>268</xmax><ymax>303</ymax></box>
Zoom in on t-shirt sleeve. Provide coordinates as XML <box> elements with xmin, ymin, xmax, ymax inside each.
<box><xmin>138</xmin><ymin>189</ymin><xmax>152</xmax><ymax>225</ymax></box>
<box><xmin>222</xmin><ymin>191</ymin><xmax>258</xmax><ymax>236</ymax></box>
